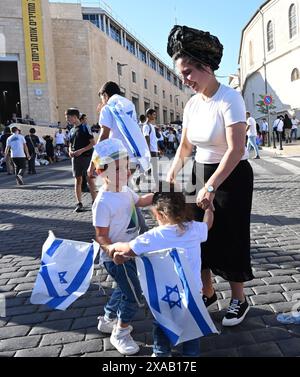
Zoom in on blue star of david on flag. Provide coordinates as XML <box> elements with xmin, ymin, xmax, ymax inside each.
<box><xmin>161</xmin><ymin>285</ymin><xmax>182</xmax><ymax>309</ymax></box>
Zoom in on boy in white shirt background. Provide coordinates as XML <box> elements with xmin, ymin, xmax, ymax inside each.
<box><xmin>246</xmin><ymin>112</ymin><xmax>260</xmax><ymax>159</ymax></box>
<box><xmin>5</xmin><ymin>126</ymin><xmax>30</xmax><ymax>185</ymax></box>
<box><xmin>108</xmin><ymin>183</ymin><xmax>214</xmax><ymax>357</ymax></box>
<box><xmin>92</xmin><ymin>138</ymin><xmax>153</xmax><ymax>356</ymax></box>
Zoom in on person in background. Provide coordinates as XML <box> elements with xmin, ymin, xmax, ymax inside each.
<box><xmin>43</xmin><ymin>135</ymin><xmax>55</xmax><ymax>164</ymax></box>
<box><xmin>79</xmin><ymin>113</ymin><xmax>90</xmax><ymax>193</ymax></box>
<box><xmin>273</xmin><ymin>116</ymin><xmax>284</xmax><ymax>150</ymax></box>
<box><xmin>283</xmin><ymin>114</ymin><xmax>292</xmax><ymax>144</ymax></box>
<box><xmin>0</xmin><ymin>126</ymin><xmax>13</xmax><ymax>174</ymax></box>
<box><xmin>138</xmin><ymin>114</ymin><xmax>146</xmax><ymax>132</ymax></box>
<box><xmin>5</xmin><ymin>126</ymin><xmax>30</xmax><ymax>185</ymax></box>
<box><xmin>246</xmin><ymin>112</ymin><xmax>260</xmax><ymax>159</ymax></box>
<box><xmin>260</xmin><ymin>118</ymin><xmax>268</xmax><ymax>146</ymax></box>
<box><xmin>291</xmin><ymin>115</ymin><xmax>299</xmax><ymax>141</ymax></box>
<box><xmin>25</xmin><ymin>128</ymin><xmax>40</xmax><ymax>174</ymax></box>
<box><xmin>54</xmin><ymin>128</ymin><xmax>66</xmax><ymax>157</ymax></box>
<box><xmin>67</xmin><ymin>108</ymin><xmax>96</xmax><ymax>212</ymax></box>
<box><xmin>143</xmin><ymin>109</ymin><xmax>159</xmax><ymax>188</ymax></box>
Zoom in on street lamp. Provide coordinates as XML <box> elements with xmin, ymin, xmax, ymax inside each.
<box><xmin>117</xmin><ymin>62</ymin><xmax>128</xmax><ymax>88</ymax></box>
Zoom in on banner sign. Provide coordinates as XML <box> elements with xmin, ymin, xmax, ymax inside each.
<box><xmin>22</xmin><ymin>0</ymin><xmax>46</xmax><ymax>83</ymax></box>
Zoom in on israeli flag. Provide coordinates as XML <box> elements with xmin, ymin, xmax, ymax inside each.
<box><xmin>107</xmin><ymin>94</ymin><xmax>151</xmax><ymax>172</ymax></box>
<box><xmin>30</xmin><ymin>231</ymin><xmax>99</xmax><ymax>310</ymax></box>
<box><xmin>136</xmin><ymin>248</ymin><xmax>219</xmax><ymax>345</ymax></box>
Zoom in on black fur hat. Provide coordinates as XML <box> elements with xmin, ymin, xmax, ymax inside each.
<box><xmin>167</xmin><ymin>25</ymin><xmax>223</xmax><ymax>71</ymax></box>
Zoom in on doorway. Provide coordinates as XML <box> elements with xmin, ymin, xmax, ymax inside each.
<box><xmin>0</xmin><ymin>61</ymin><xmax>21</xmax><ymax>125</ymax></box>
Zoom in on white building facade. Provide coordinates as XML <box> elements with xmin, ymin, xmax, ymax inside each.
<box><xmin>239</xmin><ymin>0</ymin><xmax>300</xmax><ymax>124</ymax></box>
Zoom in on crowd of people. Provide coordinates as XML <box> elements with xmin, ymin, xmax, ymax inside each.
<box><xmin>0</xmin><ymin>125</ymin><xmax>72</xmax><ymax>183</ymax></box>
<box><xmin>246</xmin><ymin>112</ymin><xmax>299</xmax><ymax>153</ymax></box>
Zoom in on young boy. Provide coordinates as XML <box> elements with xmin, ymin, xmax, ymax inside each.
<box><xmin>92</xmin><ymin>138</ymin><xmax>153</xmax><ymax>356</ymax></box>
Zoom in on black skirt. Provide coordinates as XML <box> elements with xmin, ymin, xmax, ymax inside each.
<box><xmin>188</xmin><ymin>160</ymin><xmax>254</xmax><ymax>282</ymax></box>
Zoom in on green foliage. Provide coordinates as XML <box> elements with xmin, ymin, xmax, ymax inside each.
<box><xmin>256</xmin><ymin>94</ymin><xmax>276</xmax><ymax>114</ymax></box>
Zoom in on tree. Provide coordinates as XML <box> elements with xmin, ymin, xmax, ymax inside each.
<box><xmin>256</xmin><ymin>94</ymin><xmax>276</xmax><ymax>114</ymax></box>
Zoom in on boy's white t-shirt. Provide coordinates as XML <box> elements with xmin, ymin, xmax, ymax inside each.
<box><xmin>55</xmin><ymin>132</ymin><xmax>65</xmax><ymax>144</ymax></box>
<box><xmin>183</xmin><ymin>84</ymin><xmax>248</xmax><ymax>164</ymax></box>
<box><xmin>92</xmin><ymin>186</ymin><xmax>140</xmax><ymax>263</ymax></box>
<box><xmin>129</xmin><ymin>221</ymin><xmax>208</xmax><ymax>292</ymax></box>
<box><xmin>6</xmin><ymin>134</ymin><xmax>26</xmax><ymax>158</ymax></box>
<box><xmin>143</xmin><ymin>123</ymin><xmax>159</xmax><ymax>153</ymax></box>
<box><xmin>246</xmin><ymin>117</ymin><xmax>257</xmax><ymax>137</ymax></box>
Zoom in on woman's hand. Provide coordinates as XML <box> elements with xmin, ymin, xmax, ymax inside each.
<box><xmin>196</xmin><ymin>187</ymin><xmax>215</xmax><ymax>210</ymax></box>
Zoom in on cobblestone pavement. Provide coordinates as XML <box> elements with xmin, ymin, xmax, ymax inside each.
<box><xmin>0</xmin><ymin>154</ymin><xmax>300</xmax><ymax>357</ymax></box>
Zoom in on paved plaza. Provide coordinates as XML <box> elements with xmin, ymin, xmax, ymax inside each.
<box><xmin>0</xmin><ymin>150</ymin><xmax>300</xmax><ymax>357</ymax></box>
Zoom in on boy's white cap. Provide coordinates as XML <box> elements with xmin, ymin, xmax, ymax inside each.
<box><xmin>93</xmin><ymin>138</ymin><xmax>128</xmax><ymax>166</ymax></box>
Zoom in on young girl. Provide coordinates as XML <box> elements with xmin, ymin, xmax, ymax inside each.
<box><xmin>107</xmin><ymin>183</ymin><xmax>214</xmax><ymax>357</ymax></box>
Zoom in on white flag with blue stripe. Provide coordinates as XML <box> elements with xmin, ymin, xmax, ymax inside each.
<box><xmin>30</xmin><ymin>231</ymin><xmax>99</xmax><ymax>310</ymax></box>
<box><xmin>136</xmin><ymin>248</ymin><xmax>218</xmax><ymax>345</ymax></box>
<box><xmin>107</xmin><ymin>94</ymin><xmax>151</xmax><ymax>172</ymax></box>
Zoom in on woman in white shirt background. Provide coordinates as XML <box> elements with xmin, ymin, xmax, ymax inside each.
<box><xmin>166</xmin><ymin>25</ymin><xmax>254</xmax><ymax>327</ymax></box>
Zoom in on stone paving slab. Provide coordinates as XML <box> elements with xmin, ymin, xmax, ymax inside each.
<box><xmin>0</xmin><ymin>159</ymin><xmax>300</xmax><ymax>357</ymax></box>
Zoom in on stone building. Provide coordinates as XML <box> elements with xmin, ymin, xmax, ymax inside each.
<box><xmin>0</xmin><ymin>0</ymin><xmax>191</xmax><ymax>126</ymax></box>
<box><xmin>239</xmin><ymin>0</ymin><xmax>300</xmax><ymax>125</ymax></box>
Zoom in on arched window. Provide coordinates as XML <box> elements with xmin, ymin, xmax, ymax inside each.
<box><xmin>289</xmin><ymin>4</ymin><xmax>297</xmax><ymax>39</ymax></box>
<box><xmin>291</xmin><ymin>68</ymin><xmax>300</xmax><ymax>81</ymax></box>
<box><xmin>267</xmin><ymin>21</ymin><xmax>274</xmax><ymax>51</ymax></box>
<box><xmin>249</xmin><ymin>41</ymin><xmax>254</xmax><ymax>66</ymax></box>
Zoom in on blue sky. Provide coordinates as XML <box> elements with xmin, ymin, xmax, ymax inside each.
<box><xmin>50</xmin><ymin>0</ymin><xmax>265</xmax><ymax>83</ymax></box>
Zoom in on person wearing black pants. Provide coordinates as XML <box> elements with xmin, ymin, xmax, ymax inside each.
<box><xmin>25</xmin><ymin>128</ymin><xmax>40</xmax><ymax>174</ymax></box>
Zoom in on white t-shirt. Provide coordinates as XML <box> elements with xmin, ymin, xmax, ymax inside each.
<box><xmin>177</xmin><ymin>132</ymin><xmax>182</xmax><ymax>144</ymax></box>
<box><xmin>143</xmin><ymin>123</ymin><xmax>158</xmax><ymax>153</ymax></box>
<box><xmin>246</xmin><ymin>117</ymin><xmax>257</xmax><ymax>137</ymax></box>
<box><xmin>183</xmin><ymin>84</ymin><xmax>248</xmax><ymax>164</ymax></box>
<box><xmin>291</xmin><ymin>118</ymin><xmax>299</xmax><ymax>129</ymax></box>
<box><xmin>168</xmin><ymin>133</ymin><xmax>176</xmax><ymax>142</ymax></box>
<box><xmin>92</xmin><ymin>186</ymin><xmax>140</xmax><ymax>263</ymax></box>
<box><xmin>273</xmin><ymin>119</ymin><xmax>284</xmax><ymax>132</ymax></box>
<box><xmin>129</xmin><ymin>221</ymin><xmax>208</xmax><ymax>292</ymax></box>
<box><xmin>260</xmin><ymin>121</ymin><xmax>268</xmax><ymax>132</ymax></box>
<box><xmin>99</xmin><ymin>100</ymin><xmax>137</xmax><ymax>159</ymax></box>
<box><xmin>55</xmin><ymin>132</ymin><xmax>65</xmax><ymax>144</ymax></box>
<box><xmin>6</xmin><ymin>133</ymin><xmax>26</xmax><ymax>158</ymax></box>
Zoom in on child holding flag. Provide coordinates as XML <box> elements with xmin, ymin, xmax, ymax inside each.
<box><xmin>92</xmin><ymin>138</ymin><xmax>153</xmax><ymax>356</ymax></box>
<box><xmin>107</xmin><ymin>183</ymin><xmax>215</xmax><ymax>357</ymax></box>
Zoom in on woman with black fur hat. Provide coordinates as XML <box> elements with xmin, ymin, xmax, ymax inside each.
<box><xmin>166</xmin><ymin>25</ymin><xmax>254</xmax><ymax>327</ymax></box>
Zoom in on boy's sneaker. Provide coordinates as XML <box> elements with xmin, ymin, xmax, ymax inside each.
<box><xmin>97</xmin><ymin>316</ymin><xmax>117</xmax><ymax>334</ymax></box>
<box><xmin>203</xmin><ymin>291</ymin><xmax>218</xmax><ymax>308</ymax></box>
<box><xmin>16</xmin><ymin>174</ymin><xmax>24</xmax><ymax>185</ymax></box>
<box><xmin>110</xmin><ymin>325</ymin><xmax>139</xmax><ymax>355</ymax></box>
<box><xmin>74</xmin><ymin>202</ymin><xmax>83</xmax><ymax>212</ymax></box>
<box><xmin>222</xmin><ymin>298</ymin><xmax>250</xmax><ymax>327</ymax></box>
